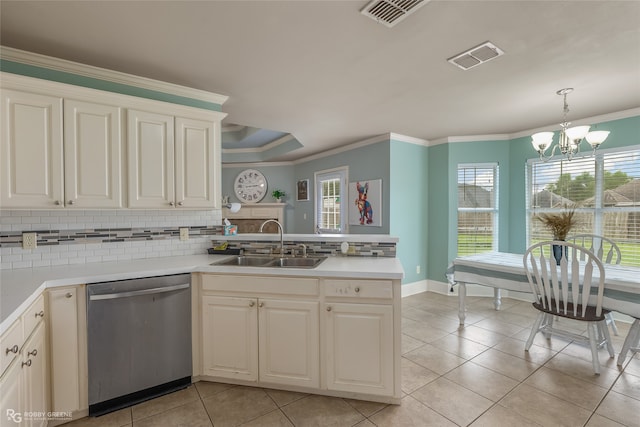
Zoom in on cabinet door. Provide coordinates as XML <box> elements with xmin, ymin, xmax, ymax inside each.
<box><xmin>0</xmin><ymin>89</ymin><xmax>63</xmax><ymax>208</ymax></box>
<box><xmin>64</xmin><ymin>100</ymin><xmax>123</xmax><ymax>208</ymax></box>
<box><xmin>175</xmin><ymin>117</ymin><xmax>217</xmax><ymax>208</ymax></box>
<box><xmin>127</xmin><ymin>109</ymin><xmax>175</xmax><ymax>208</ymax></box>
<box><xmin>48</xmin><ymin>287</ymin><xmax>80</xmax><ymax>412</ymax></box>
<box><xmin>202</xmin><ymin>296</ymin><xmax>258</xmax><ymax>381</ymax></box>
<box><xmin>21</xmin><ymin>322</ymin><xmax>47</xmax><ymax>427</ymax></box>
<box><xmin>324</xmin><ymin>303</ymin><xmax>394</xmax><ymax>396</ymax></box>
<box><xmin>258</xmin><ymin>299</ymin><xmax>319</xmax><ymax>388</ymax></box>
<box><xmin>0</xmin><ymin>358</ymin><xmax>23</xmax><ymax>427</ymax></box>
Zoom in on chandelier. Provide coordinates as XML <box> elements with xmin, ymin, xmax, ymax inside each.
<box><xmin>531</xmin><ymin>88</ymin><xmax>609</xmax><ymax>162</ymax></box>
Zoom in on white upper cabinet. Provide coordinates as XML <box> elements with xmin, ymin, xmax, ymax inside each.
<box><xmin>128</xmin><ymin>111</ymin><xmax>220</xmax><ymax>209</ymax></box>
<box><xmin>64</xmin><ymin>100</ymin><xmax>124</xmax><ymax>208</ymax></box>
<box><xmin>175</xmin><ymin>117</ymin><xmax>218</xmax><ymax>208</ymax></box>
<box><xmin>127</xmin><ymin>109</ymin><xmax>176</xmax><ymax>209</ymax></box>
<box><xmin>0</xmin><ymin>89</ymin><xmax>64</xmax><ymax>208</ymax></box>
<box><xmin>1</xmin><ymin>73</ymin><xmax>225</xmax><ymax>210</ymax></box>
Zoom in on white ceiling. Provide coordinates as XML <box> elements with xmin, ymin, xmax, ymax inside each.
<box><xmin>1</xmin><ymin>1</ymin><xmax>639</xmax><ymax>161</ymax></box>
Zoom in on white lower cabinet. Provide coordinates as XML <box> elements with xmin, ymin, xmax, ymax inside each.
<box><xmin>20</xmin><ymin>322</ymin><xmax>48</xmax><ymax>427</ymax></box>
<box><xmin>258</xmin><ymin>299</ymin><xmax>319</xmax><ymax>388</ymax></box>
<box><xmin>199</xmin><ymin>274</ymin><xmax>399</xmax><ymax>402</ymax></box>
<box><xmin>202</xmin><ymin>295</ymin><xmax>258</xmax><ymax>381</ymax></box>
<box><xmin>0</xmin><ymin>296</ymin><xmax>47</xmax><ymax>427</ymax></box>
<box><xmin>324</xmin><ymin>302</ymin><xmax>393</xmax><ymax>396</ymax></box>
<box><xmin>0</xmin><ymin>352</ymin><xmax>23</xmax><ymax>427</ymax></box>
<box><xmin>48</xmin><ymin>286</ymin><xmax>85</xmax><ymax>414</ymax></box>
<box><xmin>201</xmin><ymin>294</ymin><xmax>320</xmax><ymax>388</ymax></box>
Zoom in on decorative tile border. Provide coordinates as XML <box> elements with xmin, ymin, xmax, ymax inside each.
<box><xmin>211</xmin><ymin>239</ymin><xmax>396</xmax><ymax>258</ymax></box>
<box><xmin>0</xmin><ymin>226</ymin><xmax>224</xmax><ymax>248</ymax></box>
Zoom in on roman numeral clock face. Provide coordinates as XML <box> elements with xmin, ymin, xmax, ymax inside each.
<box><xmin>234</xmin><ymin>169</ymin><xmax>267</xmax><ymax>203</ymax></box>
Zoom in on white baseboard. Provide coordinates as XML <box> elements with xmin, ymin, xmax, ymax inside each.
<box><xmin>401</xmin><ymin>280</ymin><xmax>428</xmax><ymax>297</ymax></box>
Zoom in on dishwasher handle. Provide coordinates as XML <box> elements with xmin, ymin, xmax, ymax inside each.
<box><xmin>89</xmin><ymin>283</ymin><xmax>190</xmax><ymax>301</ymax></box>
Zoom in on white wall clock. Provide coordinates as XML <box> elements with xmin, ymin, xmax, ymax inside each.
<box><xmin>234</xmin><ymin>169</ymin><xmax>268</xmax><ymax>203</ymax></box>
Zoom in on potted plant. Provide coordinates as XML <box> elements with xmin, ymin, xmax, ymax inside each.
<box><xmin>271</xmin><ymin>189</ymin><xmax>286</xmax><ymax>203</ymax></box>
<box><xmin>535</xmin><ymin>208</ymin><xmax>576</xmax><ymax>264</ymax></box>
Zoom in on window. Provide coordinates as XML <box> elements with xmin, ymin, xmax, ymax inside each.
<box><xmin>457</xmin><ymin>163</ymin><xmax>499</xmax><ymax>256</ymax></box>
<box><xmin>315</xmin><ymin>167</ymin><xmax>348</xmax><ymax>233</ymax></box>
<box><xmin>527</xmin><ymin>146</ymin><xmax>640</xmax><ymax>266</ymax></box>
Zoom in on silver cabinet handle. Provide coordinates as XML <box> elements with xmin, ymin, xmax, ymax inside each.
<box><xmin>178</xmin><ymin>201</ymin><xmax>183</xmax><ymax>206</ymax></box>
<box><xmin>35</xmin><ymin>310</ymin><xmax>44</xmax><ymax>318</ymax></box>
<box><xmin>326</xmin><ymin>306</ymin><xmax>332</xmax><ymax>312</ymax></box>
<box><xmin>169</xmin><ymin>201</ymin><xmax>175</xmax><ymax>206</ymax></box>
<box><xmin>89</xmin><ymin>283</ymin><xmax>190</xmax><ymax>301</ymax></box>
<box><xmin>28</xmin><ymin>349</ymin><xmax>37</xmax><ymax>357</ymax></box>
<box><xmin>5</xmin><ymin>345</ymin><xmax>18</xmax><ymax>355</ymax></box>
<box><xmin>68</xmin><ymin>200</ymin><xmax>74</xmax><ymax>205</ymax></box>
<box><xmin>66</xmin><ymin>292</ymin><xmax>73</xmax><ymax>298</ymax></box>
<box><xmin>54</xmin><ymin>200</ymin><xmax>61</xmax><ymax>206</ymax></box>
<box><xmin>22</xmin><ymin>359</ymin><xmax>32</xmax><ymax>368</ymax></box>
<box><xmin>249</xmin><ymin>301</ymin><xmax>255</xmax><ymax>307</ymax></box>
<box><xmin>355</xmin><ymin>287</ymin><xmax>360</xmax><ymax>293</ymax></box>
<box><xmin>258</xmin><ymin>302</ymin><xmax>264</xmax><ymax>308</ymax></box>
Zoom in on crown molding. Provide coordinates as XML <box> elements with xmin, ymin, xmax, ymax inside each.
<box><xmin>389</xmin><ymin>133</ymin><xmax>429</xmax><ymax>146</ymax></box>
<box><xmin>222</xmin><ymin>161</ymin><xmax>294</xmax><ymax>168</ymax></box>
<box><xmin>1</xmin><ymin>46</ymin><xmax>229</xmax><ymax>106</ymax></box>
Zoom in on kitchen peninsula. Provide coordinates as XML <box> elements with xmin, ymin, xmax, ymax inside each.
<box><xmin>1</xmin><ymin>234</ymin><xmax>403</xmax><ymax>423</ymax></box>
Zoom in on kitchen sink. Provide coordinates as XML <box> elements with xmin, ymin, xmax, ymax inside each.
<box><xmin>213</xmin><ymin>256</ymin><xmax>275</xmax><ymax>267</ymax></box>
<box><xmin>271</xmin><ymin>257</ymin><xmax>325</xmax><ymax>268</ymax></box>
<box><xmin>212</xmin><ymin>255</ymin><xmax>326</xmax><ymax>269</ymax></box>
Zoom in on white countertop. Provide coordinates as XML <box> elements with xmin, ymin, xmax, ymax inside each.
<box><xmin>1</xmin><ymin>254</ymin><xmax>404</xmax><ymax>334</ymax></box>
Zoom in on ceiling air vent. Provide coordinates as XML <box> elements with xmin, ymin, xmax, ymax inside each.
<box><xmin>447</xmin><ymin>41</ymin><xmax>505</xmax><ymax>70</ymax></box>
<box><xmin>361</xmin><ymin>0</ymin><xmax>429</xmax><ymax>28</ymax></box>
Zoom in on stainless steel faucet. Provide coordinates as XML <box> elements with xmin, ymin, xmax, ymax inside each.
<box><xmin>298</xmin><ymin>244</ymin><xmax>307</xmax><ymax>258</ymax></box>
<box><xmin>259</xmin><ymin>219</ymin><xmax>284</xmax><ymax>256</ymax></box>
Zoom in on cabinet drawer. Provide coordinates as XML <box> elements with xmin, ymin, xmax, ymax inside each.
<box><xmin>323</xmin><ymin>279</ymin><xmax>393</xmax><ymax>299</ymax></box>
<box><xmin>202</xmin><ymin>274</ymin><xmax>318</xmax><ymax>296</ymax></box>
<box><xmin>0</xmin><ymin>319</ymin><xmax>22</xmax><ymax>376</ymax></box>
<box><xmin>22</xmin><ymin>294</ymin><xmax>45</xmax><ymax>339</ymax></box>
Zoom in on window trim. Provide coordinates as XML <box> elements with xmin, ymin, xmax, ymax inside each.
<box><xmin>457</xmin><ymin>162</ymin><xmax>499</xmax><ymax>256</ymax></box>
<box><xmin>314</xmin><ymin>166</ymin><xmax>348</xmax><ymax>234</ymax></box>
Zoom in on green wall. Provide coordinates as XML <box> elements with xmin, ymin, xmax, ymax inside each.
<box><xmin>291</xmin><ymin>141</ymin><xmax>392</xmax><ymax>235</ymax></box>
<box><xmin>390</xmin><ymin>139</ymin><xmax>428</xmax><ymax>284</ymax></box>
<box><xmin>427</xmin><ymin>115</ymin><xmax>640</xmax><ymax>282</ymax></box>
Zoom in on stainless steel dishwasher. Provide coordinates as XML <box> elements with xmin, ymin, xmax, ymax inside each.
<box><xmin>87</xmin><ymin>273</ymin><xmax>192</xmax><ymax>416</ymax></box>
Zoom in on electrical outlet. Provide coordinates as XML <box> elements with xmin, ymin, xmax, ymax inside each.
<box><xmin>179</xmin><ymin>228</ymin><xmax>189</xmax><ymax>241</ymax></box>
<box><xmin>22</xmin><ymin>232</ymin><xmax>37</xmax><ymax>249</ymax></box>
<box><xmin>416</xmin><ymin>265</ymin><xmax>421</xmax><ymax>274</ymax></box>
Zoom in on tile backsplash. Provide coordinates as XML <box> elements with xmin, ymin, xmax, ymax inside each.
<box><xmin>0</xmin><ymin>210</ymin><xmax>222</xmax><ymax>269</ymax></box>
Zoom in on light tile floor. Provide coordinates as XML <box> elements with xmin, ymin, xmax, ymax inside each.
<box><xmin>65</xmin><ymin>292</ymin><xmax>640</xmax><ymax>427</ymax></box>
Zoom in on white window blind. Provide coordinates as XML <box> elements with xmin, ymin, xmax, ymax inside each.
<box><xmin>527</xmin><ymin>147</ymin><xmax>640</xmax><ymax>266</ymax></box>
<box><xmin>457</xmin><ymin>163</ymin><xmax>498</xmax><ymax>256</ymax></box>
<box><xmin>315</xmin><ymin>168</ymin><xmax>347</xmax><ymax>233</ymax></box>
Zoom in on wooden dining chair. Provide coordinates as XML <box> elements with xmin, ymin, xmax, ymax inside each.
<box><xmin>523</xmin><ymin>240</ymin><xmax>615</xmax><ymax>374</ymax></box>
<box><xmin>567</xmin><ymin>234</ymin><xmax>622</xmax><ymax>335</ymax></box>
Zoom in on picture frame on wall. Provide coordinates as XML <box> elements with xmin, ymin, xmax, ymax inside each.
<box><xmin>349</xmin><ymin>179</ymin><xmax>382</xmax><ymax>227</ymax></box>
<box><xmin>297</xmin><ymin>179</ymin><xmax>309</xmax><ymax>201</ymax></box>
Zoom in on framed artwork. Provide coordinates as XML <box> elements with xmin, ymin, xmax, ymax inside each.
<box><xmin>348</xmin><ymin>179</ymin><xmax>382</xmax><ymax>227</ymax></box>
<box><xmin>297</xmin><ymin>179</ymin><xmax>309</xmax><ymax>201</ymax></box>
